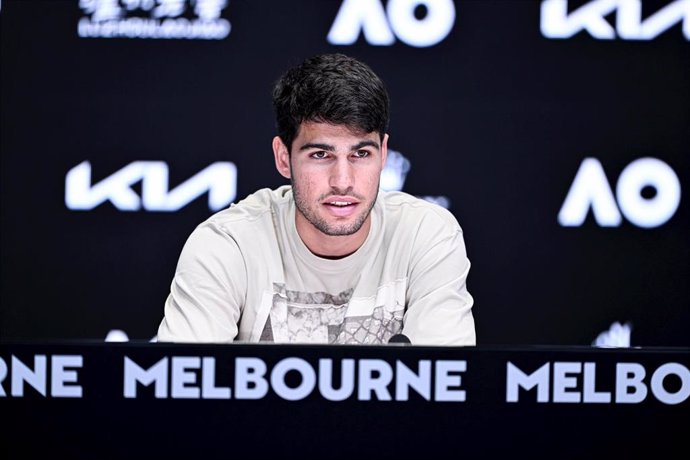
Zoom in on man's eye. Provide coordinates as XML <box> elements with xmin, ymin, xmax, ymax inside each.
<box><xmin>354</xmin><ymin>150</ymin><xmax>369</xmax><ymax>158</ymax></box>
<box><xmin>311</xmin><ymin>151</ymin><xmax>327</xmax><ymax>159</ymax></box>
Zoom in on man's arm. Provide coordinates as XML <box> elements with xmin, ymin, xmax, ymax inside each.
<box><xmin>157</xmin><ymin>224</ymin><xmax>246</xmax><ymax>342</ymax></box>
<box><xmin>402</xmin><ymin>227</ymin><xmax>476</xmax><ymax>346</ymax></box>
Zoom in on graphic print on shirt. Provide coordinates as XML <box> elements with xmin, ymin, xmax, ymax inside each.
<box><xmin>263</xmin><ymin>280</ymin><xmax>406</xmax><ymax>344</ymax></box>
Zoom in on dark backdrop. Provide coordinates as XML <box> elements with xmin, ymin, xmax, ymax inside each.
<box><xmin>1</xmin><ymin>0</ymin><xmax>688</xmax><ymax>346</ymax></box>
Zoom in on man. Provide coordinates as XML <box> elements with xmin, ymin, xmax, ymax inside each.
<box><xmin>157</xmin><ymin>53</ymin><xmax>475</xmax><ymax>345</ymax></box>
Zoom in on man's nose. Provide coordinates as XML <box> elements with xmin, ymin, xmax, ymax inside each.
<box><xmin>329</xmin><ymin>158</ymin><xmax>355</xmax><ymax>192</ymax></box>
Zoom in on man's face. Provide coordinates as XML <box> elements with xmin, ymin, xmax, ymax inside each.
<box><xmin>273</xmin><ymin>121</ymin><xmax>388</xmax><ymax>253</ymax></box>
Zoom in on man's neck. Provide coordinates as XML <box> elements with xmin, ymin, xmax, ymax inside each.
<box><xmin>296</xmin><ymin>217</ymin><xmax>371</xmax><ymax>259</ymax></box>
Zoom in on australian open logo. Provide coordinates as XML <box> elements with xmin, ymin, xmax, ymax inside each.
<box><xmin>78</xmin><ymin>0</ymin><xmax>231</xmax><ymax>40</ymax></box>
<box><xmin>383</xmin><ymin>149</ymin><xmax>450</xmax><ymax>209</ymax></box>
<box><xmin>381</xmin><ymin>149</ymin><xmax>411</xmax><ymax>193</ymax></box>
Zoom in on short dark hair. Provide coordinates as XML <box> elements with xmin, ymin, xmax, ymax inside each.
<box><xmin>272</xmin><ymin>53</ymin><xmax>390</xmax><ymax>152</ymax></box>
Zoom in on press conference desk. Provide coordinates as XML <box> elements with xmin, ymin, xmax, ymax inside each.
<box><xmin>1</xmin><ymin>342</ymin><xmax>688</xmax><ymax>459</ymax></box>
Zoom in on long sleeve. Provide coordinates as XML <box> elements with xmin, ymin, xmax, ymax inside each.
<box><xmin>157</xmin><ymin>223</ymin><xmax>247</xmax><ymax>342</ymax></box>
<box><xmin>402</xmin><ymin>227</ymin><xmax>476</xmax><ymax>346</ymax></box>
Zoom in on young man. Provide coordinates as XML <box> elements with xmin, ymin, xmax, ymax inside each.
<box><xmin>157</xmin><ymin>53</ymin><xmax>475</xmax><ymax>345</ymax></box>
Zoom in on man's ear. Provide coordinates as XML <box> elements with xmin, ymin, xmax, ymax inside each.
<box><xmin>273</xmin><ymin>136</ymin><xmax>291</xmax><ymax>179</ymax></box>
<box><xmin>380</xmin><ymin>133</ymin><xmax>389</xmax><ymax>169</ymax></box>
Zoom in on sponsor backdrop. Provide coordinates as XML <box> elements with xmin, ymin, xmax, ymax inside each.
<box><xmin>1</xmin><ymin>0</ymin><xmax>688</xmax><ymax>346</ymax></box>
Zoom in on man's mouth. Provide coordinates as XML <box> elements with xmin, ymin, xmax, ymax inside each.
<box><xmin>323</xmin><ymin>197</ymin><xmax>359</xmax><ymax>217</ymax></box>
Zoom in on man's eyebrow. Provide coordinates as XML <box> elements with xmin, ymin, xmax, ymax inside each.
<box><xmin>298</xmin><ymin>140</ymin><xmax>380</xmax><ymax>152</ymax></box>
<box><xmin>299</xmin><ymin>142</ymin><xmax>334</xmax><ymax>152</ymax></box>
<box><xmin>352</xmin><ymin>140</ymin><xmax>380</xmax><ymax>150</ymax></box>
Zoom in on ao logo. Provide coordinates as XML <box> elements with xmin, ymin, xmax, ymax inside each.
<box><xmin>65</xmin><ymin>161</ymin><xmax>237</xmax><ymax>212</ymax></box>
<box><xmin>328</xmin><ymin>0</ymin><xmax>456</xmax><ymax>47</ymax></box>
<box><xmin>558</xmin><ymin>157</ymin><xmax>681</xmax><ymax>228</ymax></box>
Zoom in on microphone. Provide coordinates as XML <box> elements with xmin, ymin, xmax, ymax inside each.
<box><xmin>388</xmin><ymin>334</ymin><xmax>411</xmax><ymax>345</ymax></box>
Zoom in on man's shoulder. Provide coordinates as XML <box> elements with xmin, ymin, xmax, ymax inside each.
<box><xmin>186</xmin><ymin>186</ymin><xmax>291</xmax><ymax>243</ymax></box>
<box><xmin>205</xmin><ymin>185</ymin><xmax>291</xmax><ymax>226</ymax></box>
<box><xmin>380</xmin><ymin>190</ymin><xmax>461</xmax><ymax>230</ymax></box>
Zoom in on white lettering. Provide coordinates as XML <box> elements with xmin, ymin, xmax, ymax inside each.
<box><xmin>541</xmin><ymin>0</ymin><xmax>690</xmax><ymax>40</ymax></box>
<box><xmin>541</xmin><ymin>0</ymin><xmax>618</xmax><ymax>39</ymax></box>
<box><xmin>328</xmin><ymin>0</ymin><xmax>394</xmax><ymax>45</ymax></box>
<box><xmin>0</xmin><ymin>358</ymin><xmax>6</xmax><ymax>397</ymax></box>
<box><xmin>171</xmin><ymin>357</ymin><xmax>200</xmax><ymax>399</ymax></box>
<box><xmin>553</xmin><ymin>362</ymin><xmax>582</xmax><ymax>403</ymax></box>
<box><xmin>327</xmin><ymin>0</ymin><xmax>455</xmax><ymax>47</ymax></box>
<box><xmin>386</xmin><ymin>0</ymin><xmax>456</xmax><ymax>47</ymax></box>
<box><xmin>650</xmin><ymin>362</ymin><xmax>690</xmax><ymax>405</ymax></box>
<box><xmin>358</xmin><ymin>359</ymin><xmax>393</xmax><ymax>400</ymax></box>
<box><xmin>558</xmin><ymin>157</ymin><xmax>622</xmax><ymax>226</ymax></box>
<box><xmin>270</xmin><ymin>357</ymin><xmax>316</xmax><ymax>401</ymax></box>
<box><xmin>506</xmin><ymin>362</ymin><xmax>550</xmax><ymax>402</ymax></box>
<box><xmin>615</xmin><ymin>362</ymin><xmax>647</xmax><ymax>403</ymax></box>
<box><xmin>558</xmin><ymin>157</ymin><xmax>681</xmax><ymax>228</ymax></box>
<box><xmin>11</xmin><ymin>355</ymin><xmax>47</xmax><ymax>397</ymax></box>
<box><xmin>202</xmin><ymin>357</ymin><xmax>231</xmax><ymax>399</ymax></box>
<box><xmin>50</xmin><ymin>355</ymin><xmax>83</xmax><ymax>398</ymax></box>
<box><xmin>78</xmin><ymin>18</ymin><xmax>231</xmax><ymax>40</ymax></box>
<box><xmin>318</xmin><ymin>358</ymin><xmax>355</xmax><ymax>401</ymax></box>
<box><xmin>234</xmin><ymin>357</ymin><xmax>268</xmax><ymax>399</ymax></box>
<box><xmin>395</xmin><ymin>360</ymin><xmax>432</xmax><ymax>401</ymax></box>
<box><xmin>0</xmin><ymin>355</ymin><xmax>82</xmax><ymax>398</ymax></box>
<box><xmin>582</xmin><ymin>362</ymin><xmax>611</xmax><ymax>403</ymax></box>
<box><xmin>510</xmin><ymin>361</ymin><xmax>689</xmax><ymax>404</ymax></box>
<box><xmin>123</xmin><ymin>356</ymin><xmax>168</xmax><ymax>398</ymax></box>
<box><xmin>434</xmin><ymin>360</ymin><xmax>466</xmax><ymax>402</ymax></box>
<box><xmin>615</xmin><ymin>157</ymin><xmax>681</xmax><ymax>228</ymax></box>
<box><xmin>617</xmin><ymin>0</ymin><xmax>690</xmax><ymax>40</ymax></box>
<box><xmin>65</xmin><ymin>161</ymin><xmax>237</xmax><ymax>212</ymax></box>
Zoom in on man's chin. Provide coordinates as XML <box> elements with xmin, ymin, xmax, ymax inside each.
<box><xmin>319</xmin><ymin>224</ymin><xmax>360</xmax><ymax>237</ymax></box>
<box><xmin>317</xmin><ymin>217</ymin><xmax>366</xmax><ymax>237</ymax></box>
